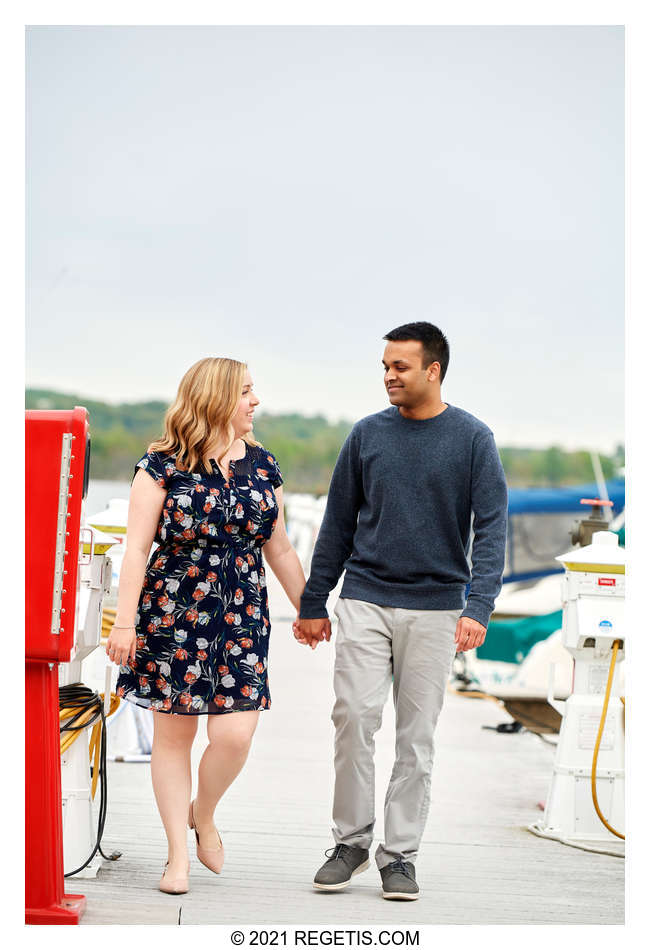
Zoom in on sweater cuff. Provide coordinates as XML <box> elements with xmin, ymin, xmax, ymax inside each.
<box><xmin>460</xmin><ymin>598</ymin><xmax>492</xmax><ymax>629</ymax></box>
<box><xmin>299</xmin><ymin>593</ymin><xmax>330</xmax><ymax>619</ymax></box>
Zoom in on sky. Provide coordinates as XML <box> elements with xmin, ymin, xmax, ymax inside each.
<box><xmin>26</xmin><ymin>25</ymin><xmax>624</xmax><ymax>453</ymax></box>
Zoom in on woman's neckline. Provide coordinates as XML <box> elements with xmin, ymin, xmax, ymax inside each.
<box><xmin>207</xmin><ymin>439</ymin><xmax>249</xmax><ymax>470</ymax></box>
<box><xmin>165</xmin><ymin>441</ymin><xmax>250</xmax><ymax>476</ymax></box>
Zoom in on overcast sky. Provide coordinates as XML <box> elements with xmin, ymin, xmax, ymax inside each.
<box><xmin>26</xmin><ymin>25</ymin><xmax>623</xmax><ymax>452</ymax></box>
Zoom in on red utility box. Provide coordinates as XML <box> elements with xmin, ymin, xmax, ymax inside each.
<box><xmin>25</xmin><ymin>407</ymin><xmax>90</xmax><ymax>924</ymax></box>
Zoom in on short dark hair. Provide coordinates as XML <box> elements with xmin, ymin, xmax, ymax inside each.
<box><xmin>383</xmin><ymin>322</ymin><xmax>450</xmax><ymax>381</ymax></box>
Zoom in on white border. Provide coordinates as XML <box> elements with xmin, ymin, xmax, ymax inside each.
<box><xmin>8</xmin><ymin>2</ymin><xmax>647</xmax><ymax>943</ymax></box>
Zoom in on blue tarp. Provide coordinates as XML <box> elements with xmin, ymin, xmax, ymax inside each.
<box><xmin>507</xmin><ymin>479</ymin><xmax>625</xmax><ymax>516</ymax></box>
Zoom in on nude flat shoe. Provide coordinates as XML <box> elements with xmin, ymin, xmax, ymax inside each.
<box><xmin>158</xmin><ymin>860</ymin><xmax>190</xmax><ymax>894</ymax></box>
<box><xmin>188</xmin><ymin>799</ymin><xmax>225</xmax><ymax>874</ymax></box>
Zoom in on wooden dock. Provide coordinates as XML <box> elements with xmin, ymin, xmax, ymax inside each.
<box><xmin>76</xmin><ymin>577</ymin><xmax>624</xmax><ymax>925</ymax></box>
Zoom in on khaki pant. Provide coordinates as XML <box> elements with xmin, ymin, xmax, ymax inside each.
<box><xmin>331</xmin><ymin>597</ymin><xmax>462</xmax><ymax>869</ymax></box>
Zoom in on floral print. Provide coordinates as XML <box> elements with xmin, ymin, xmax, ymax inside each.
<box><xmin>116</xmin><ymin>443</ymin><xmax>283</xmax><ymax>715</ymax></box>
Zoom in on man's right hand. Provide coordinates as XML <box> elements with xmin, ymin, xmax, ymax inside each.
<box><xmin>293</xmin><ymin>616</ymin><xmax>332</xmax><ymax>649</ymax></box>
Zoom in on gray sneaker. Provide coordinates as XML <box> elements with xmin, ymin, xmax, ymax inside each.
<box><xmin>313</xmin><ymin>844</ymin><xmax>370</xmax><ymax>891</ymax></box>
<box><xmin>380</xmin><ymin>859</ymin><xmax>419</xmax><ymax>900</ymax></box>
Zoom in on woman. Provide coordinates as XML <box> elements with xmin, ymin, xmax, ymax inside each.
<box><xmin>105</xmin><ymin>356</ymin><xmax>316</xmax><ymax>894</ymax></box>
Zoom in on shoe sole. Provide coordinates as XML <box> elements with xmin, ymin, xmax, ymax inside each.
<box><xmin>382</xmin><ymin>891</ymin><xmax>419</xmax><ymax>900</ymax></box>
<box><xmin>313</xmin><ymin>859</ymin><xmax>370</xmax><ymax>891</ymax></box>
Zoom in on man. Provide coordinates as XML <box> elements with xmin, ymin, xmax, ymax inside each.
<box><xmin>294</xmin><ymin>322</ymin><xmax>508</xmax><ymax>901</ymax></box>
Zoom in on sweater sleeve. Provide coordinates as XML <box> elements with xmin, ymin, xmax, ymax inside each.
<box><xmin>461</xmin><ymin>430</ymin><xmax>508</xmax><ymax>628</ymax></box>
<box><xmin>299</xmin><ymin>426</ymin><xmax>363</xmax><ymax>619</ymax></box>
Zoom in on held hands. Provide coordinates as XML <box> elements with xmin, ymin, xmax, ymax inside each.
<box><xmin>454</xmin><ymin>616</ymin><xmax>487</xmax><ymax>653</ymax></box>
<box><xmin>105</xmin><ymin>625</ymin><xmax>137</xmax><ymax>667</ymax></box>
<box><xmin>292</xmin><ymin>616</ymin><xmax>332</xmax><ymax>650</ymax></box>
<box><xmin>293</xmin><ymin>614</ymin><xmax>485</xmax><ymax>653</ymax></box>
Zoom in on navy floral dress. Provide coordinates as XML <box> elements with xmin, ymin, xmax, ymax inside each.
<box><xmin>116</xmin><ymin>442</ymin><xmax>283</xmax><ymax>715</ymax></box>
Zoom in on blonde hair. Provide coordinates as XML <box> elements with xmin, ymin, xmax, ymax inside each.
<box><xmin>148</xmin><ymin>357</ymin><xmax>261</xmax><ymax>474</ymax></box>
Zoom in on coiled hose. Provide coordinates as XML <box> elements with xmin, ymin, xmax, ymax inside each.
<box><xmin>59</xmin><ymin>682</ymin><xmax>121</xmax><ymax>876</ymax></box>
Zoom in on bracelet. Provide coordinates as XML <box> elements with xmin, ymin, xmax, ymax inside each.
<box><xmin>112</xmin><ymin>625</ymin><xmax>136</xmax><ymax>629</ymax></box>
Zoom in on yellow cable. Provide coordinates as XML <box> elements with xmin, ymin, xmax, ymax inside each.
<box><xmin>59</xmin><ymin>706</ymin><xmax>96</xmax><ymax>754</ymax></box>
<box><xmin>102</xmin><ymin>606</ymin><xmax>117</xmax><ymax>639</ymax></box>
<box><xmin>591</xmin><ymin>640</ymin><xmax>625</xmax><ymax>840</ymax></box>
<box><xmin>60</xmin><ymin>692</ymin><xmax>121</xmax><ymax>799</ymax></box>
<box><xmin>89</xmin><ymin>721</ymin><xmax>101</xmax><ymax>798</ymax></box>
<box><xmin>59</xmin><ymin>614</ymin><xmax>121</xmax><ymax>796</ymax></box>
<box><xmin>88</xmin><ymin>694</ymin><xmax>120</xmax><ymax>799</ymax></box>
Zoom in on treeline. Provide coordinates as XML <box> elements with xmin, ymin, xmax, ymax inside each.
<box><xmin>499</xmin><ymin>445</ymin><xmax>622</xmax><ymax>488</ymax></box>
<box><xmin>26</xmin><ymin>389</ymin><xmax>623</xmax><ymax>493</ymax></box>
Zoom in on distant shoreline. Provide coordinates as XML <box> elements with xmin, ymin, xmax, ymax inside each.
<box><xmin>30</xmin><ymin>388</ymin><xmax>623</xmax><ymax>491</ymax></box>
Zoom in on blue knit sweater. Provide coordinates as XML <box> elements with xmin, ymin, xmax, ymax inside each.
<box><xmin>299</xmin><ymin>404</ymin><xmax>508</xmax><ymax>629</ymax></box>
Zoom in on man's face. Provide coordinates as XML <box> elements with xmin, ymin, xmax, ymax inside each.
<box><xmin>382</xmin><ymin>340</ymin><xmax>437</xmax><ymax>407</ymax></box>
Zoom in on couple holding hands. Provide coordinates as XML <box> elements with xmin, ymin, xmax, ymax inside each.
<box><xmin>106</xmin><ymin>321</ymin><xmax>508</xmax><ymax>901</ymax></box>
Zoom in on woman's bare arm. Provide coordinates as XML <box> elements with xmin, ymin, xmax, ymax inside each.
<box><xmin>261</xmin><ymin>486</ymin><xmax>306</xmax><ymax>614</ymax></box>
<box><xmin>106</xmin><ymin>469</ymin><xmax>166</xmax><ymax>666</ymax></box>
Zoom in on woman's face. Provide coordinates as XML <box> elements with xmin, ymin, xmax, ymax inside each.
<box><xmin>232</xmin><ymin>369</ymin><xmax>260</xmax><ymax>438</ymax></box>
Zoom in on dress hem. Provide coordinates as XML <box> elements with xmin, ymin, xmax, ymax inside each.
<box><xmin>119</xmin><ymin>691</ymin><xmax>271</xmax><ymax>716</ymax></box>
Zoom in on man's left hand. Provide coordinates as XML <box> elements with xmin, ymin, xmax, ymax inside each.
<box><xmin>454</xmin><ymin>616</ymin><xmax>487</xmax><ymax>653</ymax></box>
